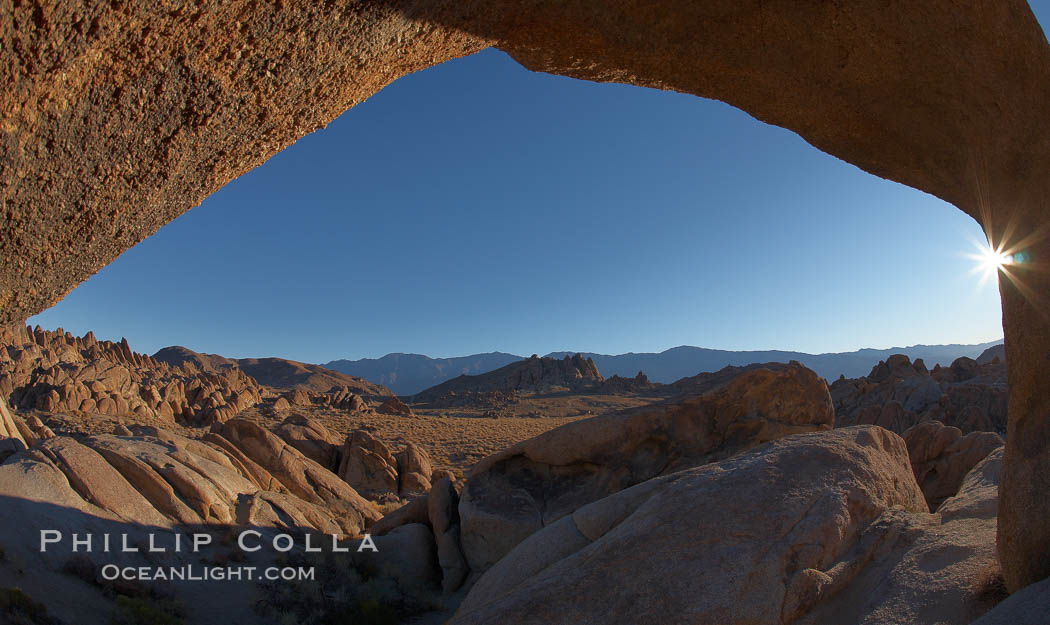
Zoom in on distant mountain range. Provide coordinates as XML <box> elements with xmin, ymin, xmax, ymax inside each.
<box><xmin>324</xmin><ymin>352</ymin><xmax>522</xmax><ymax>397</ymax></box>
<box><xmin>324</xmin><ymin>340</ymin><xmax>1003</xmax><ymax>395</ymax></box>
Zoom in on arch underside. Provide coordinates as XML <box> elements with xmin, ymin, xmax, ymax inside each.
<box><xmin>2</xmin><ymin>0</ymin><xmax>1049</xmax><ymax>592</ymax></box>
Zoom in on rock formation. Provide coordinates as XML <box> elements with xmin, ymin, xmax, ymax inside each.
<box><xmin>377</xmin><ymin>395</ymin><xmax>414</xmax><ymax>416</ymax></box>
<box><xmin>450</xmin><ymin>426</ymin><xmax>927</xmax><ymax>624</ymax></box>
<box><xmin>453</xmin><ymin>427</ymin><xmax>1006</xmax><ymax>625</ymax></box>
<box><xmin>797</xmin><ymin>447</ymin><xmax>1006</xmax><ymax>625</ymax></box>
<box><xmin>973</xmin><ymin>573</ymin><xmax>1050</xmax><ymax>625</ymax></box>
<box><xmin>156</xmin><ymin>346</ymin><xmax>392</xmax><ymax>396</ymax></box>
<box><xmin>284</xmin><ymin>388</ymin><xmax>311</xmax><ymax>407</ymax></box>
<box><xmin>597</xmin><ymin>370</ymin><xmax>656</xmax><ymax>394</ymax></box>
<box><xmin>458</xmin><ymin>363</ymin><xmax>834</xmax><ymax>572</ymax></box>
<box><xmin>0</xmin><ymin>395</ymin><xmax>27</xmax><ymax>457</ymax></box>
<box><xmin>3</xmin><ymin>0</ymin><xmax>1050</xmax><ymax>592</ymax></box>
<box><xmin>338</xmin><ymin>429</ymin><xmax>435</xmax><ymax>499</ymax></box>
<box><xmin>372</xmin><ymin>495</ymin><xmax>432</xmax><ymax>537</ymax></box>
<box><xmin>212</xmin><ymin>418</ymin><xmax>382</xmax><ymax>533</ymax></box>
<box><xmin>338</xmin><ymin>430</ymin><xmax>400</xmax><ymax>498</ymax></box>
<box><xmin>322</xmin><ymin>386</ymin><xmax>370</xmax><ymax>411</ymax></box>
<box><xmin>902</xmin><ymin>420</ymin><xmax>1004</xmax><ymax>510</ymax></box>
<box><xmin>1</xmin><ymin>325</ymin><xmax>262</xmax><ymax>425</ymax></box>
<box><xmin>274</xmin><ymin>385</ymin><xmax>370</xmax><ymax>412</ymax></box>
<box><xmin>831</xmin><ymin>354</ymin><xmax>1007</xmax><ymax>435</ymax></box>
<box><xmin>413</xmin><ymin>354</ymin><xmax>604</xmax><ymax>404</ymax></box>
<box><xmin>430</xmin><ymin>477</ymin><xmax>470</xmax><ymax>592</ymax></box>
<box><xmin>274</xmin><ymin>413</ymin><xmax>342</xmax><ymax>471</ymax></box>
<box><xmin>0</xmin><ymin>423</ymin><xmax>378</xmax><ymax>536</ymax></box>
<box><xmin>397</xmin><ymin>443</ymin><xmax>433</xmax><ymax>495</ymax></box>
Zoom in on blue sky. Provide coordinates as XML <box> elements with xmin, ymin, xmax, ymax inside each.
<box><xmin>30</xmin><ymin>4</ymin><xmax>1050</xmax><ymax>363</ymax></box>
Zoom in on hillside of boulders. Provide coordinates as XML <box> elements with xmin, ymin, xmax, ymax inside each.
<box><xmin>0</xmin><ymin>326</ymin><xmax>1035</xmax><ymax>624</ymax></box>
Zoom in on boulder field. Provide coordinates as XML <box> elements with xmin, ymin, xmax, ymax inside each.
<box><xmin>0</xmin><ymin>355</ymin><xmax>1033</xmax><ymax>622</ymax></box>
<box><xmin>0</xmin><ymin>325</ymin><xmax>262</xmax><ymax>426</ymax></box>
<box><xmin>3</xmin><ymin>0</ymin><xmax>1050</xmax><ymax>591</ymax></box>
<box><xmin>832</xmin><ymin>354</ymin><xmax>1008</xmax><ymax>436</ymax></box>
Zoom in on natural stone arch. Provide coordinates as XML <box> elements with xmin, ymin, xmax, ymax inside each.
<box><xmin>2</xmin><ymin>0</ymin><xmax>1049</xmax><ymax>591</ymax></box>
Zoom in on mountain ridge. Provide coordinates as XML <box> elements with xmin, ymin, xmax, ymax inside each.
<box><xmin>324</xmin><ymin>339</ymin><xmax>1003</xmax><ymax>395</ymax></box>
<box><xmin>153</xmin><ymin>346</ymin><xmax>392</xmax><ymax>396</ymax></box>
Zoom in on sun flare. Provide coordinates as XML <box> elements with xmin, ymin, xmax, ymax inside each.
<box><xmin>979</xmin><ymin>245</ymin><xmax>1011</xmax><ymax>272</ymax></box>
<box><xmin>967</xmin><ymin>241</ymin><xmax>1013</xmax><ymax>287</ymax></box>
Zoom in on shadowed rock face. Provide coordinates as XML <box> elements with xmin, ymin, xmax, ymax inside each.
<box><xmin>4</xmin><ymin>0</ymin><xmax>1050</xmax><ymax>590</ymax></box>
<box><xmin>901</xmin><ymin>420</ymin><xmax>1003</xmax><ymax>510</ymax></box>
<box><xmin>458</xmin><ymin>363</ymin><xmax>834</xmax><ymax>573</ymax></box>
<box><xmin>831</xmin><ymin>354</ymin><xmax>1008</xmax><ymax>436</ymax></box>
<box><xmin>413</xmin><ymin>354</ymin><xmax>604</xmax><ymax>403</ymax></box>
<box><xmin>451</xmin><ymin>426</ymin><xmax>929</xmax><ymax>625</ymax></box>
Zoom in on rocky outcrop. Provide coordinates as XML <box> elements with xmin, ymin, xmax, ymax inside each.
<box><xmin>284</xmin><ymin>388</ymin><xmax>311</xmax><ymax>407</ymax></box>
<box><xmin>0</xmin><ymin>423</ymin><xmax>399</xmax><ymax>622</ymax></box>
<box><xmin>0</xmin><ymin>421</ymin><xmax>379</xmax><ymax>536</ymax></box>
<box><xmin>1</xmin><ymin>325</ymin><xmax>262</xmax><ymax>425</ymax></box>
<box><xmin>3</xmin><ymin>0</ymin><xmax>1049</xmax><ymax>591</ymax></box>
<box><xmin>372</xmin><ymin>495</ymin><xmax>432</xmax><ymax>537</ymax></box>
<box><xmin>597</xmin><ymin>371</ymin><xmax>656</xmax><ymax>394</ymax></box>
<box><xmin>275</xmin><ymin>413</ymin><xmax>342</xmax><ymax>471</ymax></box>
<box><xmin>972</xmin><ymin>574</ymin><xmax>1050</xmax><ymax>625</ymax></box>
<box><xmin>214</xmin><ymin>418</ymin><xmax>381</xmax><ymax>533</ymax></box>
<box><xmin>797</xmin><ymin>447</ymin><xmax>1006</xmax><ymax>625</ymax></box>
<box><xmin>377</xmin><ymin>396</ymin><xmax>414</xmax><ymax>416</ymax></box>
<box><xmin>235</xmin><ymin>490</ymin><xmax>344</xmax><ymax>536</ymax></box>
<box><xmin>902</xmin><ymin>420</ymin><xmax>1004</xmax><ymax>510</ymax></box>
<box><xmin>335</xmin><ymin>429</ymin><xmax>436</xmax><ymax>501</ymax></box>
<box><xmin>450</xmin><ymin>426</ymin><xmax>926</xmax><ymax>624</ymax></box>
<box><xmin>323</xmin><ymin>386</ymin><xmax>369</xmax><ymax>412</ymax></box>
<box><xmin>275</xmin><ymin>385</ymin><xmax>369</xmax><ymax>412</ymax></box>
<box><xmin>0</xmin><ymin>395</ymin><xmax>27</xmax><ymax>458</ymax></box>
<box><xmin>3</xmin><ymin>0</ymin><xmax>1047</xmax><ymax>336</ymax></box>
<box><xmin>430</xmin><ymin>477</ymin><xmax>469</xmax><ymax>592</ymax></box>
<box><xmin>338</xmin><ymin>430</ymin><xmax>400</xmax><ymax>499</ymax></box>
<box><xmin>413</xmin><ymin>354</ymin><xmax>604</xmax><ymax>403</ymax></box>
<box><xmin>397</xmin><ymin>443</ymin><xmax>434</xmax><ymax>495</ymax></box>
<box><xmin>831</xmin><ymin>354</ymin><xmax>1007</xmax><ymax>435</ymax></box>
<box><xmin>32</xmin><ymin>436</ymin><xmax>172</xmax><ymax>526</ymax></box>
<box><xmin>458</xmin><ymin>363</ymin><xmax>834</xmax><ymax>573</ymax></box>
<box><xmin>156</xmin><ymin>345</ymin><xmax>392</xmax><ymax>396</ymax></box>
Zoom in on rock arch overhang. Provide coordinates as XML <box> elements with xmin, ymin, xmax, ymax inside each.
<box><xmin>2</xmin><ymin>0</ymin><xmax>1049</xmax><ymax>592</ymax></box>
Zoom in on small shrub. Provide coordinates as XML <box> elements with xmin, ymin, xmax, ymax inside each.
<box><xmin>0</xmin><ymin>587</ymin><xmax>56</xmax><ymax>625</ymax></box>
<box><xmin>62</xmin><ymin>554</ymin><xmax>98</xmax><ymax>584</ymax></box>
<box><xmin>111</xmin><ymin>595</ymin><xmax>185</xmax><ymax>625</ymax></box>
<box><xmin>255</xmin><ymin>549</ymin><xmax>441</xmax><ymax>625</ymax></box>
<box><xmin>971</xmin><ymin>560</ymin><xmax>1009</xmax><ymax>610</ymax></box>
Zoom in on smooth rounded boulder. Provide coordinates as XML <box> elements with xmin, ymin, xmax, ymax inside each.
<box><xmin>458</xmin><ymin>363</ymin><xmax>834</xmax><ymax>572</ymax></box>
<box><xmin>451</xmin><ymin>426</ymin><xmax>926</xmax><ymax>625</ymax></box>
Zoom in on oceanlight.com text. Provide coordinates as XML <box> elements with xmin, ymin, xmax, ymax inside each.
<box><xmin>99</xmin><ymin>564</ymin><xmax>315</xmax><ymax>582</ymax></box>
